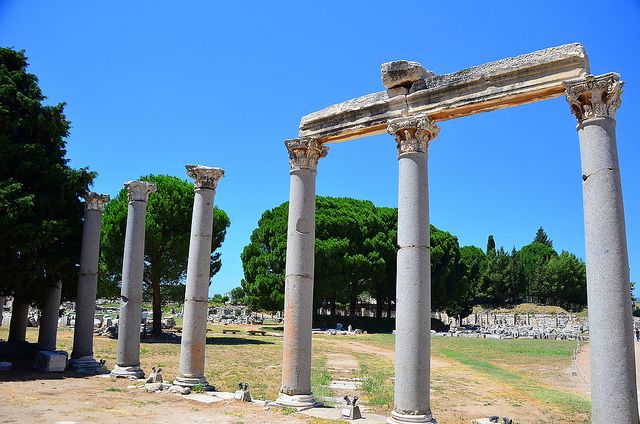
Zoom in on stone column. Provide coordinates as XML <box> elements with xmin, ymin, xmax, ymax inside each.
<box><xmin>69</xmin><ymin>192</ymin><xmax>110</xmax><ymax>373</ymax></box>
<box><xmin>111</xmin><ymin>181</ymin><xmax>156</xmax><ymax>378</ymax></box>
<box><xmin>387</xmin><ymin>115</ymin><xmax>439</xmax><ymax>424</ymax></box>
<box><xmin>8</xmin><ymin>296</ymin><xmax>29</xmax><ymax>342</ymax></box>
<box><xmin>37</xmin><ymin>282</ymin><xmax>62</xmax><ymax>351</ymax></box>
<box><xmin>174</xmin><ymin>165</ymin><xmax>224</xmax><ymax>389</ymax></box>
<box><xmin>276</xmin><ymin>138</ymin><xmax>328</xmax><ymax>407</ymax></box>
<box><xmin>564</xmin><ymin>73</ymin><xmax>639</xmax><ymax>424</ymax></box>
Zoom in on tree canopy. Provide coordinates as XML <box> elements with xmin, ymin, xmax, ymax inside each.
<box><xmin>0</xmin><ymin>47</ymin><xmax>94</xmax><ymax>304</ymax></box>
<box><xmin>241</xmin><ymin>197</ymin><xmax>589</xmax><ymax>315</ymax></box>
<box><xmin>99</xmin><ymin>174</ymin><xmax>230</xmax><ymax>336</ymax></box>
<box><xmin>241</xmin><ymin>196</ymin><xmax>473</xmax><ymax>316</ymax></box>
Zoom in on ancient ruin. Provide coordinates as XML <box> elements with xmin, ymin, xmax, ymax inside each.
<box><xmin>70</xmin><ymin>192</ymin><xmax>110</xmax><ymax>374</ymax></box>
<box><xmin>174</xmin><ymin>164</ymin><xmax>224</xmax><ymax>389</ymax></box>
<box><xmin>278</xmin><ymin>43</ymin><xmax>637</xmax><ymax>423</ymax></box>
<box><xmin>111</xmin><ymin>180</ymin><xmax>156</xmax><ymax>379</ymax></box>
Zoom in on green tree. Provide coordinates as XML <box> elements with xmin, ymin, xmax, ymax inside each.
<box><xmin>486</xmin><ymin>235</ymin><xmax>496</xmax><ymax>254</ymax></box>
<box><xmin>0</xmin><ymin>47</ymin><xmax>94</xmax><ymax>304</ymax></box>
<box><xmin>209</xmin><ymin>293</ymin><xmax>229</xmax><ymax>306</ymax></box>
<box><xmin>534</xmin><ymin>226</ymin><xmax>553</xmax><ymax>248</ymax></box>
<box><xmin>242</xmin><ymin>197</ymin><xmax>391</xmax><ymax>314</ymax></box>
<box><xmin>228</xmin><ymin>286</ymin><xmax>246</xmax><ymax>305</ymax></box>
<box><xmin>477</xmin><ymin>247</ymin><xmax>511</xmax><ymax>305</ymax></box>
<box><xmin>541</xmin><ymin>251</ymin><xmax>586</xmax><ymax>310</ymax></box>
<box><xmin>431</xmin><ymin>226</ymin><xmax>467</xmax><ymax>315</ymax></box>
<box><xmin>240</xmin><ymin>202</ymin><xmax>288</xmax><ymax>312</ymax></box>
<box><xmin>460</xmin><ymin>245</ymin><xmax>486</xmax><ymax>300</ymax></box>
<box><xmin>100</xmin><ymin>174</ymin><xmax>230</xmax><ymax>336</ymax></box>
<box><xmin>519</xmin><ymin>241</ymin><xmax>557</xmax><ymax>302</ymax></box>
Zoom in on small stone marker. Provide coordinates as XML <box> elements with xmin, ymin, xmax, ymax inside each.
<box><xmin>34</xmin><ymin>351</ymin><xmax>67</xmax><ymax>372</ymax></box>
<box><xmin>146</xmin><ymin>366</ymin><xmax>163</xmax><ymax>383</ymax></box>
<box><xmin>234</xmin><ymin>382</ymin><xmax>252</xmax><ymax>402</ymax></box>
<box><xmin>341</xmin><ymin>396</ymin><xmax>362</xmax><ymax>420</ymax></box>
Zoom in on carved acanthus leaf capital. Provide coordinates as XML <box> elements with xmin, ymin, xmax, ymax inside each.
<box><xmin>185</xmin><ymin>164</ymin><xmax>224</xmax><ymax>190</ymax></box>
<box><xmin>125</xmin><ymin>180</ymin><xmax>156</xmax><ymax>203</ymax></box>
<box><xmin>564</xmin><ymin>73</ymin><xmax>623</xmax><ymax>123</ymax></box>
<box><xmin>84</xmin><ymin>192</ymin><xmax>110</xmax><ymax>212</ymax></box>
<box><xmin>285</xmin><ymin>138</ymin><xmax>328</xmax><ymax>171</ymax></box>
<box><xmin>387</xmin><ymin>115</ymin><xmax>440</xmax><ymax>154</ymax></box>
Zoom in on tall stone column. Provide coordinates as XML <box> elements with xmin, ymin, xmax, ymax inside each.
<box><xmin>37</xmin><ymin>282</ymin><xmax>62</xmax><ymax>351</ymax></box>
<box><xmin>111</xmin><ymin>181</ymin><xmax>156</xmax><ymax>378</ymax></box>
<box><xmin>387</xmin><ymin>115</ymin><xmax>439</xmax><ymax>424</ymax></box>
<box><xmin>70</xmin><ymin>192</ymin><xmax>110</xmax><ymax>373</ymax></box>
<box><xmin>174</xmin><ymin>165</ymin><xmax>224</xmax><ymax>389</ymax></box>
<box><xmin>564</xmin><ymin>73</ymin><xmax>639</xmax><ymax>424</ymax></box>
<box><xmin>8</xmin><ymin>296</ymin><xmax>29</xmax><ymax>342</ymax></box>
<box><xmin>276</xmin><ymin>138</ymin><xmax>328</xmax><ymax>407</ymax></box>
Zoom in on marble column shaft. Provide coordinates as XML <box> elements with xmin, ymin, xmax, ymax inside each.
<box><xmin>112</xmin><ymin>181</ymin><xmax>156</xmax><ymax>378</ymax></box>
<box><xmin>565</xmin><ymin>73</ymin><xmax>639</xmax><ymax>424</ymax></box>
<box><xmin>174</xmin><ymin>165</ymin><xmax>224</xmax><ymax>388</ymax></box>
<box><xmin>37</xmin><ymin>282</ymin><xmax>62</xmax><ymax>351</ymax></box>
<box><xmin>8</xmin><ymin>296</ymin><xmax>29</xmax><ymax>342</ymax></box>
<box><xmin>387</xmin><ymin>116</ymin><xmax>439</xmax><ymax>424</ymax></box>
<box><xmin>277</xmin><ymin>138</ymin><xmax>327</xmax><ymax>407</ymax></box>
<box><xmin>70</xmin><ymin>193</ymin><xmax>109</xmax><ymax>371</ymax></box>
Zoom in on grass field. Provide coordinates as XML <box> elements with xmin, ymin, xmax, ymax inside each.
<box><xmin>0</xmin><ymin>325</ymin><xmax>590</xmax><ymax>423</ymax></box>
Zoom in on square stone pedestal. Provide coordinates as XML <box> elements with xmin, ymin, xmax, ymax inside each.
<box><xmin>34</xmin><ymin>351</ymin><xmax>68</xmax><ymax>372</ymax></box>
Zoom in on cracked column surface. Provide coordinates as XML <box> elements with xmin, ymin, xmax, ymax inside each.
<box><xmin>387</xmin><ymin>115</ymin><xmax>439</xmax><ymax>424</ymax></box>
<box><xmin>70</xmin><ymin>192</ymin><xmax>110</xmax><ymax>373</ymax></box>
<box><xmin>564</xmin><ymin>74</ymin><xmax>639</xmax><ymax>424</ymax></box>
<box><xmin>111</xmin><ymin>180</ymin><xmax>156</xmax><ymax>379</ymax></box>
<box><xmin>276</xmin><ymin>138</ymin><xmax>328</xmax><ymax>407</ymax></box>
<box><xmin>174</xmin><ymin>165</ymin><xmax>224</xmax><ymax>388</ymax></box>
<box><xmin>37</xmin><ymin>282</ymin><xmax>62</xmax><ymax>351</ymax></box>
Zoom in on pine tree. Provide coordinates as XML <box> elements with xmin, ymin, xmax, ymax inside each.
<box><xmin>486</xmin><ymin>235</ymin><xmax>496</xmax><ymax>254</ymax></box>
<box><xmin>534</xmin><ymin>227</ymin><xmax>553</xmax><ymax>247</ymax></box>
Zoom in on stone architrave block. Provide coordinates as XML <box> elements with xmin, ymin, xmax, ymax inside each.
<box><xmin>381</xmin><ymin>60</ymin><xmax>434</xmax><ymax>89</ymax></box>
<box><xmin>34</xmin><ymin>350</ymin><xmax>68</xmax><ymax>372</ymax></box>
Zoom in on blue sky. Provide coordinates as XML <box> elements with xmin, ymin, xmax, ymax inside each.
<box><xmin>2</xmin><ymin>1</ymin><xmax>639</xmax><ymax>297</ymax></box>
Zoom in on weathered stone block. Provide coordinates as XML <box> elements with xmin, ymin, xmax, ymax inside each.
<box><xmin>34</xmin><ymin>350</ymin><xmax>67</xmax><ymax>372</ymax></box>
<box><xmin>381</xmin><ymin>60</ymin><xmax>434</xmax><ymax>89</ymax></box>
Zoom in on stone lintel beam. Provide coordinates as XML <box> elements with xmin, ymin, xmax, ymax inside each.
<box><xmin>299</xmin><ymin>43</ymin><xmax>589</xmax><ymax>143</ymax></box>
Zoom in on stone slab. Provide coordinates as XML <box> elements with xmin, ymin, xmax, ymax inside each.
<box><xmin>329</xmin><ymin>380</ymin><xmax>360</xmax><ymax>390</ymax></box>
<box><xmin>299</xmin><ymin>43</ymin><xmax>589</xmax><ymax>143</ymax></box>
<box><xmin>183</xmin><ymin>393</ymin><xmax>225</xmax><ymax>404</ymax></box>
<box><xmin>299</xmin><ymin>406</ymin><xmax>387</xmax><ymax>423</ymax></box>
<box><xmin>34</xmin><ymin>350</ymin><xmax>67</xmax><ymax>372</ymax></box>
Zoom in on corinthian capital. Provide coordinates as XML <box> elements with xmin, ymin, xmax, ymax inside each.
<box><xmin>125</xmin><ymin>180</ymin><xmax>156</xmax><ymax>203</ymax></box>
<box><xmin>84</xmin><ymin>192</ymin><xmax>110</xmax><ymax>212</ymax></box>
<box><xmin>564</xmin><ymin>73</ymin><xmax>623</xmax><ymax>123</ymax></box>
<box><xmin>185</xmin><ymin>164</ymin><xmax>224</xmax><ymax>190</ymax></box>
<box><xmin>285</xmin><ymin>138</ymin><xmax>328</xmax><ymax>171</ymax></box>
<box><xmin>387</xmin><ymin>115</ymin><xmax>440</xmax><ymax>154</ymax></box>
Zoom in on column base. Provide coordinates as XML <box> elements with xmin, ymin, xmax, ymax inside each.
<box><xmin>110</xmin><ymin>364</ymin><xmax>145</xmax><ymax>379</ymax></box>
<box><xmin>275</xmin><ymin>392</ymin><xmax>316</xmax><ymax>408</ymax></box>
<box><xmin>172</xmin><ymin>375</ymin><xmax>214</xmax><ymax>390</ymax></box>
<box><xmin>387</xmin><ymin>410</ymin><xmax>436</xmax><ymax>424</ymax></box>
<box><xmin>69</xmin><ymin>356</ymin><xmax>106</xmax><ymax>375</ymax></box>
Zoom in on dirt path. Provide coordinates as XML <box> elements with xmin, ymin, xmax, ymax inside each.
<box><xmin>325</xmin><ymin>338</ymin><xmax>449</xmax><ymax>368</ymax></box>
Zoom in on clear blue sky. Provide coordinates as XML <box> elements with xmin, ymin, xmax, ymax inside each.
<box><xmin>2</xmin><ymin>1</ymin><xmax>639</xmax><ymax>298</ymax></box>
